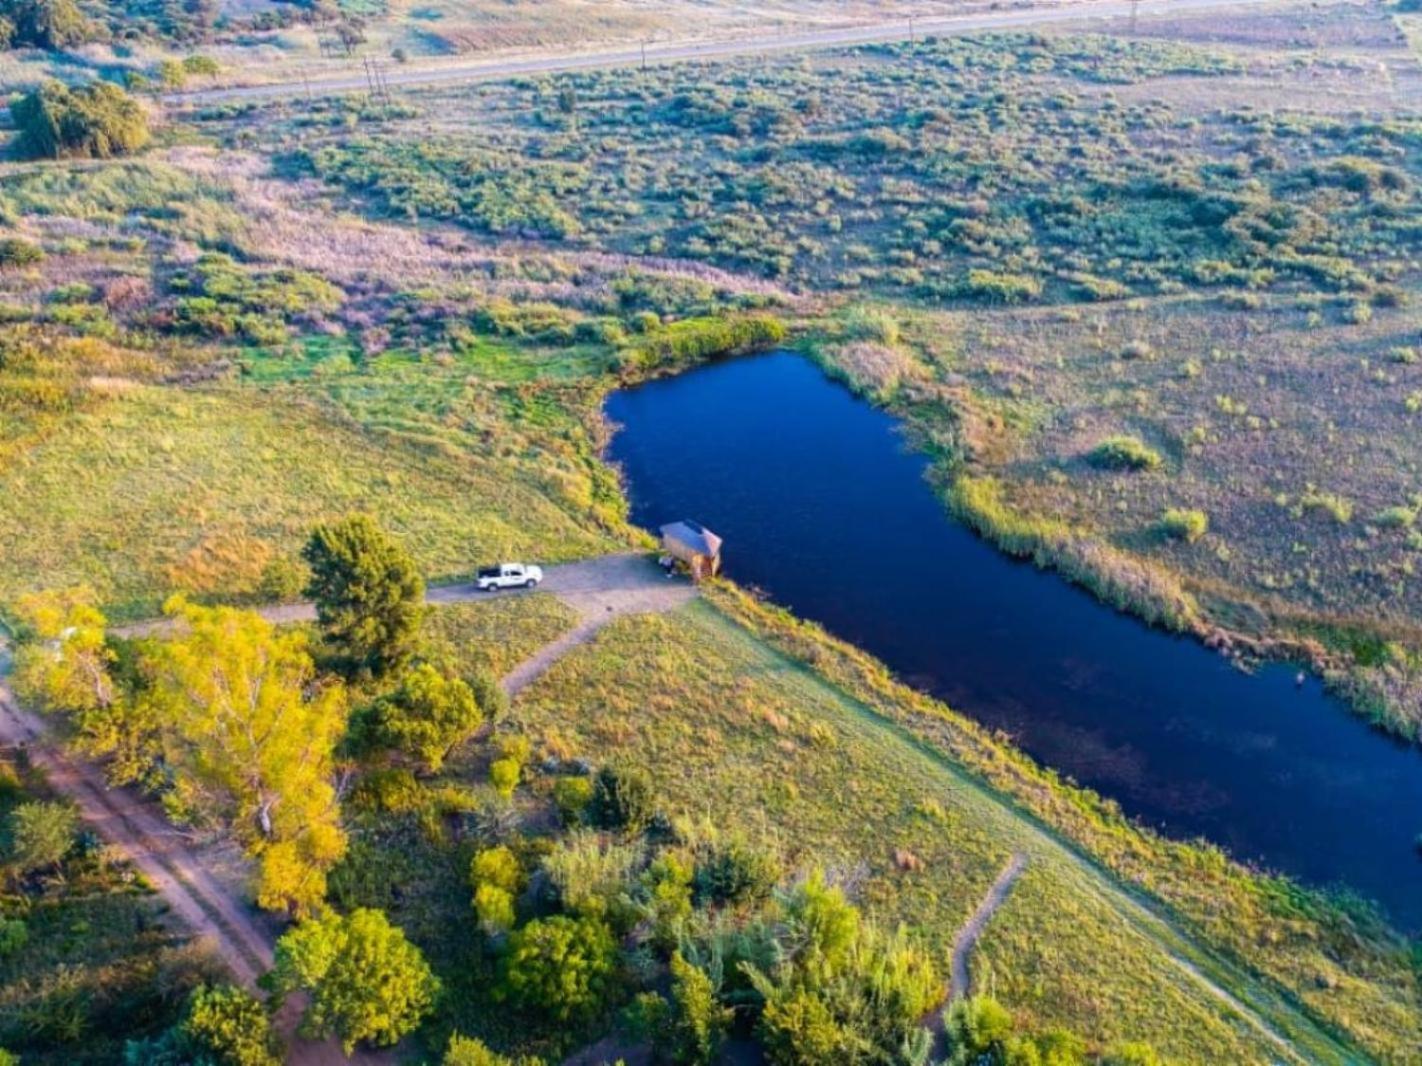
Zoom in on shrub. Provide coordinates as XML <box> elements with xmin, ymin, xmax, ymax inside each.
<box><xmin>489</xmin><ymin>757</ymin><xmax>521</xmax><ymax>800</ymax></box>
<box><xmin>1101</xmin><ymin>1043</ymin><xmax>1164</xmax><ymax>1066</ymax></box>
<box><xmin>1159</xmin><ymin>508</ymin><xmax>1208</xmax><ymax>543</ymax></box>
<box><xmin>443</xmin><ymin>1033</ymin><xmax>543</xmax><ymax>1065</ymax></box>
<box><xmin>694</xmin><ymin>833</ymin><xmax>779</xmax><ymax>907</ymax></box>
<box><xmin>270</xmin><ymin>908</ymin><xmax>439</xmax><ymax>1054</ymax></box>
<box><xmin>14</xmin><ymin>80</ymin><xmax>150</xmax><ymax>160</ymax></box>
<box><xmin>589</xmin><ymin>762</ymin><xmax>655</xmax><ymax>833</ymax></box>
<box><xmin>369</xmin><ymin>662</ymin><xmax>484</xmax><ymax>772</ymax></box>
<box><xmin>542</xmin><ymin>829</ymin><xmax>643</xmax><ymax>922</ymax></box>
<box><xmin>179</xmin><ymin>984</ymin><xmax>282</xmax><ymax>1066</ymax></box>
<box><xmin>552</xmin><ymin>775</ymin><xmax>594</xmax><ymax>826</ymax></box>
<box><xmin>0</xmin><ymin>238</ymin><xmax>44</xmax><ymax>268</ymax></box>
<box><xmin>962</xmin><ymin>269</ymin><xmax>1042</xmax><ymax>304</ymax></box>
<box><xmin>7</xmin><ymin>800</ymin><xmax>77</xmax><ymax>874</ymax></box>
<box><xmin>660</xmin><ymin>952</ymin><xmax>732</xmax><ymax>1065</ymax></box>
<box><xmin>1088</xmin><ymin>436</ymin><xmax>1163</xmax><ymax>472</ymax></box>
<box><xmin>471</xmin><ymin>845</ymin><xmax>524</xmax><ymax>936</ymax></box>
<box><xmin>1373</xmin><ymin>506</ymin><xmax>1417</xmax><ymax>530</ymax></box>
<box><xmin>3</xmin><ymin>0</ymin><xmax>94</xmax><ymax>48</ymax></box>
<box><xmin>498</xmin><ymin>914</ymin><xmax>617</xmax><ymax>1023</ymax></box>
<box><xmin>1300</xmin><ymin>491</ymin><xmax>1354</xmax><ymax>525</ymax></box>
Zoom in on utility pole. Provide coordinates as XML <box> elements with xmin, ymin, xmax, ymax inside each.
<box><xmin>641</xmin><ymin>41</ymin><xmax>647</xmax><ymax>71</ymax></box>
<box><xmin>1130</xmin><ymin>0</ymin><xmax>1139</xmax><ymax>34</ymax></box>
<box><xmin>909</xmin><ymin>15</ymin><xmax>915</xmax><ymax>46</ymax></box>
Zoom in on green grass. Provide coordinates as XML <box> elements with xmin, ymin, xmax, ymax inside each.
<box><xmin>422</xmin><ymin>593</ymin><xmax>580</xmax><ymax>679</ymax></box>
<box><xmin>0</xmin><ymin>381</ymin><xmax>615</xmax><ymax>619</ymax></box>
<box><xmin>492</xmin><ymin>600</ymin><xmax>1397</xmax><ymax>1063</ymax></box>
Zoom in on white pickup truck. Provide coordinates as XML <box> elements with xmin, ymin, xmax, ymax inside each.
<box><xmin>475</xmin><ymin>563</ymin><xmax>543</xmax><ymax>591</ymax></box>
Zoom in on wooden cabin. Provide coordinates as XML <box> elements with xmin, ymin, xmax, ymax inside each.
<box><xmin>659</xmin><ymin>520</ymin><xmax>723</xmax><ymax>582</ymax></box>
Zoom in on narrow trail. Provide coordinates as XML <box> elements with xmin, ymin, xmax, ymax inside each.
<box><xmin>3</xmin><ymin>552</ymin><xmax>692</xmax><ymax>1064</ymax></box>
<box><xmin>949</xmin><ymin>853</ymin><xmax>1028</xmax><ymax>1002</ymax></box>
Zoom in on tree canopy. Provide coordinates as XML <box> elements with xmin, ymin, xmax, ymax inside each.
<box><xmin>271</xmin><ymin>907</ymin><xmax>440</xmax><ymax>1054</ymax></box>
<box><xmin>13</xmin><ymin>80</ymin><xmax>149</xmax><ymax>160</ymax></box>
<box><xmin>150</xmin><ymin>596</ymin><xmax>348</xmax><ymax>916</ymax></box>
<box><xmin>303</xmin><ymin>513</ymin><xmax>425</xmax><ymax>678</ymax></box>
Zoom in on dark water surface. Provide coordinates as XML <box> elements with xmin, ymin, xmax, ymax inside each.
<box><xmin>605</xmin><ymin>350</ymin><xmax>1422</xmax><ymax>929</ymax></box>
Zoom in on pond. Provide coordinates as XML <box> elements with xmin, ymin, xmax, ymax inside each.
<box><xmin>605</xmin><ymin>350</ymin><xmax>1422</xmax><ymax>929</ymax></box>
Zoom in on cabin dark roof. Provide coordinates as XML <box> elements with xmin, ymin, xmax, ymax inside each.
<box><xmin>660</xmin><ymin>519</ymin><xmax>723</xmax><ymax>557</ymax></box>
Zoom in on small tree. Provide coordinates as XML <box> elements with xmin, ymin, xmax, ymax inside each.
<box><xmin>179</xmin><ymin>984</ymin><xmax>283</xmax><ymax>1066</ymax></box>
<box><xmin>370</xmin><ymin>662</ymin><xmax>486</xmax><ymax>772</ymax></box>
<box><xmin>13</xmin><ymin>80</ymin><xmax>149</xmax><ymax>160</ymax></box>
<box><xmin>444</xmin><ymin>1033</ymin><xmax>543</xmax><ymax>1065</ymax></box>
<box><xmin>7</xmin><ymin>800</ymin><xmax>77</xmax><ymax>875</ymax></box>
<box><xmin>271</xmin><ymin>908</ymin><xmax>439</xmax><ymax>1054</ymax></box>
<box><xmin>589</xmin><ymin>762</ymin><xmax>655</xmax><ymax>834</ymax></box>
<box><xmin>471</xmin><ymin>845</ymin><xmax>524</xmax><ymax>937</ymax></box>
<box><xmin>499</xmin><ymin>914</ymin><xmax>616</xmax><ymax>1023</ymax></box>
<box><xmin>663</xmin><ymin>952</ymin><xmax>732</xmax><ymax>1065</ymax></box>
<box><xmin>303</xmin><ymin>514</ymin><xmax>425</xmax><ymax>678</ymax></box>
<box><xmin>4</xmin><ymin>0</ymin><xmax>94</xmax><ymax>48</ymax></box>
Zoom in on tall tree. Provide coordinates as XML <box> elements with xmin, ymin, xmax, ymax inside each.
<box><xmin>150</xmin><ymin>597</ymin><xmax>348</xmax><ymax>916</ymax></box>
<box><xmin>2</xmin><ymin>0</ymin><xmax>94</xmax><ymax>49</ymax></box>
<box><xmin>302</xmin><ymin>514</ymin><xmax>425</xmax><ymax>678</ymax></box>
<box><xmin>270</xmin><ymin>908</ymin><xmax>439</xmax><ymax>1054</ymax></box>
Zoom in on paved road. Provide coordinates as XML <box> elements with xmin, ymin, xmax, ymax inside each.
<box><xmin>165</xmin><ymin>0</ymin><xmax>1290</xmax><ymax>107</ymax></box>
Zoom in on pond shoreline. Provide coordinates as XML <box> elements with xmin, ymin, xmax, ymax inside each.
<box><xmin>606</xmin><ymin>349</ymin><xmax>1422</xmax><ymax>929</ymax></box>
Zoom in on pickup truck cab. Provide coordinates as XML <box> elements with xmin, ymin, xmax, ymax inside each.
<box><xmin>475</xmin><ymin>563</ymin><xmax>543</xmax><ymax>591</ymax></box>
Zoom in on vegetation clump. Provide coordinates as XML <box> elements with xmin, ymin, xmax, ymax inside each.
<box><xmin>1087</xmin><ymin>436</ymin><xmax>1163</xmax><ymax>472</ymax></box>
<box><xmin>14</xmin><ymin>80</ymin><xmax>149</xmax><ymax>160</ymax></box>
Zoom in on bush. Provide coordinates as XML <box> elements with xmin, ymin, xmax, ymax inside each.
<box><xmin>499</xmin><ymin>914</ymin><xmax>617</xmax><ymax>1023</ymax></box>
<box><xmin>1159</xmin><ymin>508</ymin><xmax>1208</xmax><ymax>543</ymax></box>
<box><xmin>179</xmin><ymin>984</ymin><xmax>282</xmax><ymax>1066</ymax></box>
<box><xmin>0</xmin><ymin>238</ymin><xmax>44</xmax><ymax>268</ymax></box>
<box><xmin>694</xmin><ymin>834</ymin><xmax>779</xmax><ymax>907</ymax></box>
<box><xmin>270</xmin><ymin>908</ymin><xmax>439</xmax><ymax>1054</ymax></box>
<box><xmin>1088</xmin><ymin>436</ymin><xmax>1163</xmax><ymax>472</ymax></box>
<box><xmin>444</xmin><ymin>1034</ymin><xmax>544</xmax><ymax>1065</ymax></box>
<box><xmin>589</xmin><ymin>763</ymin><xmax>655</xmax><ymax>834</ymax></box>
<box><xmin>542</xmin><ymin>829</ymin><xmax>643</xmax><ymax>923</ymax></box>
<box><xmin>3</xmin><ymin>0</ymin><xmax>94</xmax><ymax>48</ymax></box>
<box><xmin>369</xmin><ymin>662</ymin><xmax>484</xmax><ymax>772</ymax></box>
<box><xmin>552</xmin><ymin>775</ymin><xmax>594</xmax><ymax>826</ymax></box>
<box><xmin>14</xmin><ymin>80</ymin><xmax>150</xmax><ymax>160</ymax></box>
<box><xmin>7</xmin><ymin>800</ymin><xmax>77</xmax><ymax>874</ymax></box>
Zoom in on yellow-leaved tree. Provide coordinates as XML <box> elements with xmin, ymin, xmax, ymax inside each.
<box><xmin>151</xmin><ymin>596</ymin><xmax>349</xmax><ymax>916</ymax></box>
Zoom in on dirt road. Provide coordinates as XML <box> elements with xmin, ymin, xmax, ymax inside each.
<box><xmin>165</xmin><ymin>0</ymin><xmax>1288</xmax><ymax>107</ymax></box>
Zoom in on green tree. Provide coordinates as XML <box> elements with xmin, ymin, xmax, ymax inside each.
<box><xmin>369</xmin><ymin>662</ymin><xmax>486</xmax><ymax>772</ymax></box>
<box><xmin>179</xmin><ymin>984</ymin><xmax>283</xmax><ymax>1066</ymax></box>
<box><xmin>757</xmin><ymin>987</ymin><xmax>864</xmax><ymax>1065</ymax></box>
<box><xmin>589</xmin><ymin>762</ymin><xmax>655</xmax><ymax>834</ymax></box>
<box><xmin>443</xmin><ymin>1033</ymin><xmax>544</xmax><ymax>1065</ymax></box>
<box><xmin>663</xmin><ymin>952</ymin><xmax>732</xmax><ymax>1065</ymax></box>
<box><xmin>499</xmin><ymin>914</ymin><xmax>616</xmax><ymax>1023</ymax></box>
<box><xmin>150</xmin><ymin>597</ymin><xmax>348</xmax><ymax>917</ymax></box>
<box><xmin>270</xmin><ymin>908</ymin><xmax>439</xmax><ymax>1054</ymax></box>
<box><xmin>13</xmin><ymin>80</ymin><xmax>148</xmax><ymax>160</ymax></box>
<box><xmin>471</xmin><ymin>845</ymin><xmax>524</xmax><ymax>937</ymax></box>
<box><xmin>552</xmin><ymin>776</ymin><xmax>593</xmax><ymax>826</ymax></box>
<box><xmin>7</xmin><ymin>800</ymin><xmax>77</xmax><ymax>875</ymax></box>
<box><xmin>2</xmin><ymin>0</ymin><xmax>93</xmax><ymax>48</ymax></box>
<box><xmin>303</xmin><ymin>514</ymin><xmax>425</xmax><ymax>678</ymax></box>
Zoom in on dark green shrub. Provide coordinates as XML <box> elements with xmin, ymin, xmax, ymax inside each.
<box><xmin>552</xmin><ymin>776</ymin><xmax>594</xmax><ymax>826</ymax></box>
<box><xmin>588</xmin><ymin>763</ymin><xmax>655</xmax><ymax>834</ymax></box>
<box><xmin>694</xmin><ymin>835</ymin><xmax>779</xmax><ymax>907</ymax></box>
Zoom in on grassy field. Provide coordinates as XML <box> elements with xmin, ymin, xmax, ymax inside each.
<box><xmin>433</xmin><ymin>596</ymin><xmax>1414</xmax><ymax>1062</ymax></box>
